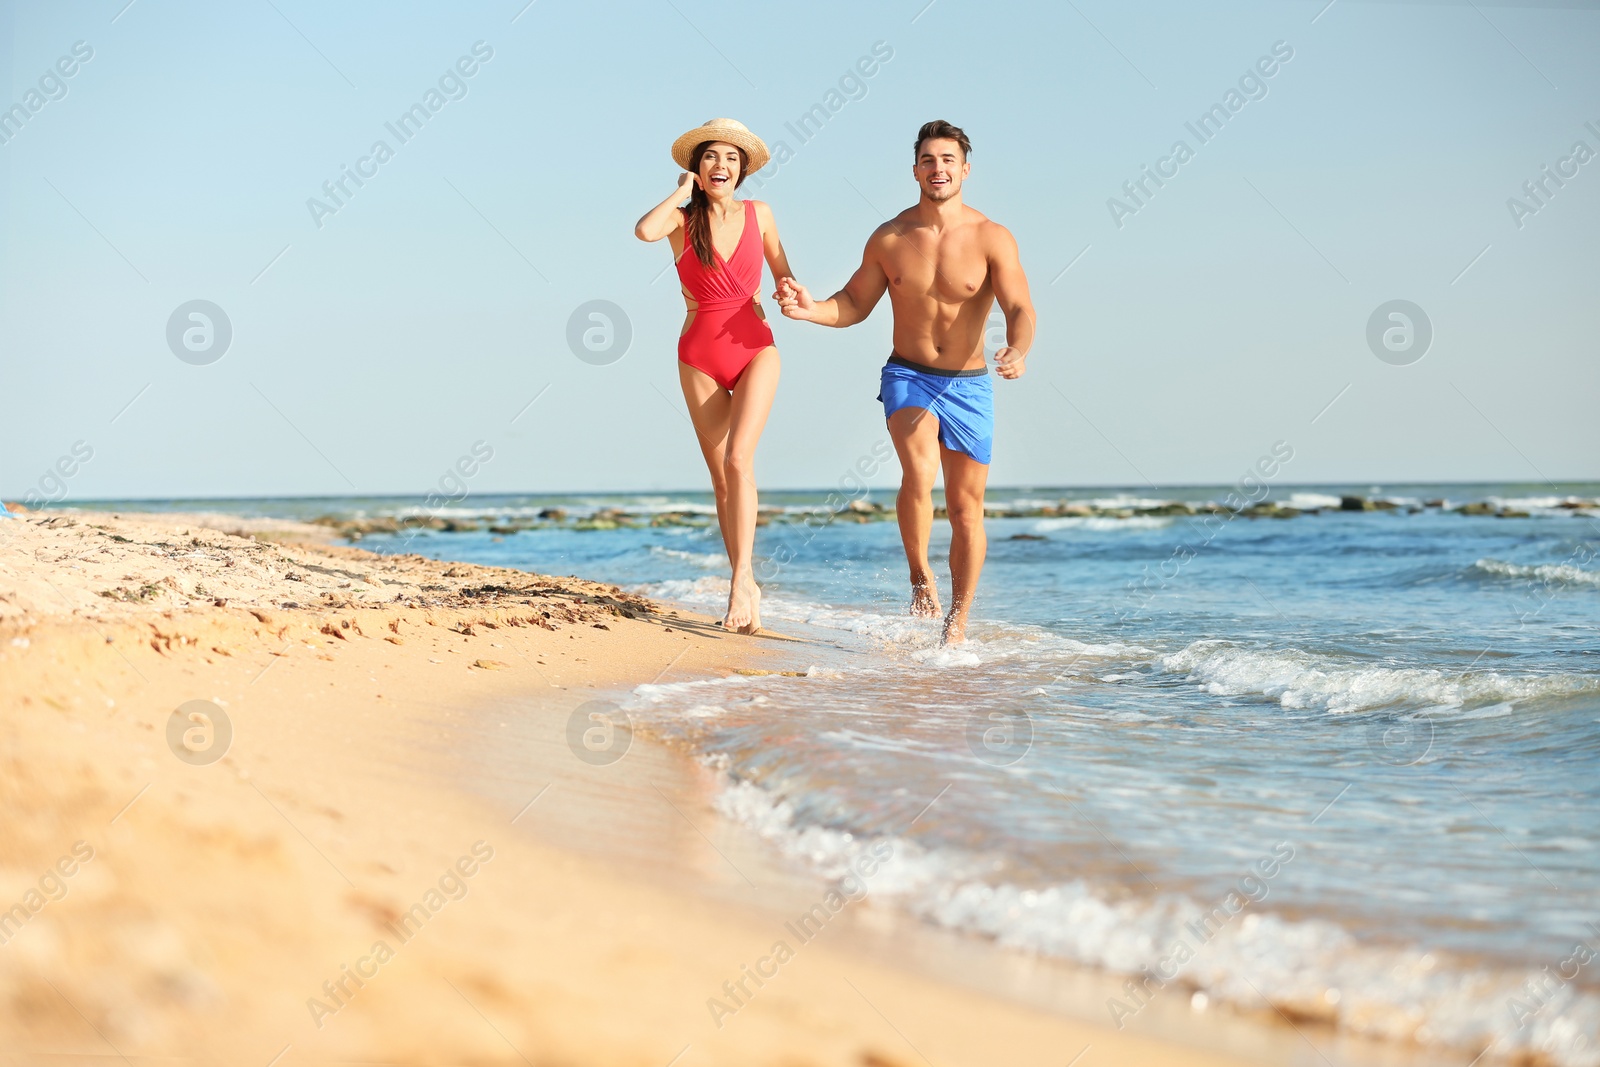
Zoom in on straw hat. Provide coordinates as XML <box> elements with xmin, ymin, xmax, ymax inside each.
<box><xmin>671</xmin><ymin>118</ymin><xmax>770</xmax><ymax>176</ymax></box>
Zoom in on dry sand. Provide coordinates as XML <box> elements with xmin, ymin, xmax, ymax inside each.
<box><xmin>0</xmin><ymin>508</ymin><xmax>1329</xmax><ymax>1066</ymax></box>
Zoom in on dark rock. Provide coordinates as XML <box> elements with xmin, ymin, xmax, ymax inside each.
<box><xmin>1340</xmin><ymin>496</ymin><xmax>1374</xmax><ymax>511</ymax></box>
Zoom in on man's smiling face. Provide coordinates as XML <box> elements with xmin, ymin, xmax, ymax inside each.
<box><xmin>915</xmin><ymin>138</ymin><xmax>969</xmax><ymax>202</ymax></box>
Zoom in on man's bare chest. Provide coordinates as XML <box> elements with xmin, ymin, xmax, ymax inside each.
<box><xmin>883</xmin><ymin>238</ymin><xmax>990</xmax><ymax>303</ymax></box>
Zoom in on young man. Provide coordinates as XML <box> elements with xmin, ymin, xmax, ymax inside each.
<box><xmin>778</xmin><ymin>119</ymin><xmax>1035</xmax><ymax>644</ymax></box>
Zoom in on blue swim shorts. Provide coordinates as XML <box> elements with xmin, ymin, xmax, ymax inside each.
<box><xmin>877</xmin><ymin>354</ymin><xmax>994</xmax><ymax>465</ymax></box>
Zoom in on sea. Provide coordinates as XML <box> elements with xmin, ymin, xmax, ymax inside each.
<box><xmin>71</xmin><ymin>481</ymin><xmax>1600</xmax><ymax>1065</ymax></box>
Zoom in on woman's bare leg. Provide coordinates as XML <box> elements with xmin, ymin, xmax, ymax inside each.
<box><xmin>678</xmin><ymin>363</ymin><xmax>736</xmax><ymax>614</ymax></box>
<box><xmin>722</xmin><ymin>347</ymin><xmax>781</xmax><ymax>633</ymax></box>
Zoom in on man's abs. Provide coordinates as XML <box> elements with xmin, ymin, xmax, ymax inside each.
<box><xmin>885</xmin><ymin>288</ymin><xmax>992</xmax><ymax>372</ymax></box>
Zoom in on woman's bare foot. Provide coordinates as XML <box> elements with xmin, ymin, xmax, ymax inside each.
<box><xmin>724</xmin><ymin>576</ymin><xmax>762</xmax><ymax>634</ymax></box>
<box><xmin>909</xmin><ymin>575</ymin><xmax>942</xmax><ymax>618</ymax></box>
<box><xmin>741</xmin><ymin>581</ymin><xmax>762</xmax><ymax>635</ymax></box>
<box><xmin>941</xmin><ymin>606</ymin><xmax>969</xmax><ymax>645</ymax></box>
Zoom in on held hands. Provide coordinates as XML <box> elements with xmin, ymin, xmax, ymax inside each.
<box><xmin>994</xmin><ymin>346</ymin><xmax>1028</xmax><ymax>380</ymax></box>
<box><xmin>775</xmin><ymin>277</ymin><xmax>815</xmax><ymax>320</ymax></box>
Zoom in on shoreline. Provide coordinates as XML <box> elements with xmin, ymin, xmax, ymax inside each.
<box><xmin>1</xmin><ymin>508</ymin><xmax>1425</xmax><ymax>1065</ymax></box>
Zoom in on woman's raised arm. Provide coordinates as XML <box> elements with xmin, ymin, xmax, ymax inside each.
<box><xmin>634</xmin><ymin>173</ymin><xmax>697</xmax><ymax>242</ymax></box>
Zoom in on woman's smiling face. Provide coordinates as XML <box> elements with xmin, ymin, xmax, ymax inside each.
<box><xmin>698</xmin><ymin>142</ymin><xmax>743</xmax><ymax>191</ymax></box>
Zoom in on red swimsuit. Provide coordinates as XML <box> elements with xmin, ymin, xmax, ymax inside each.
<box><xmin>676</xmin><ymin>199</ymin><xmax>773</xmax><ymax>390</ymax></box>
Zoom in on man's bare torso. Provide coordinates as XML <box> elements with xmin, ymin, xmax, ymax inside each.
<box><xmin>872</xmin><ymin>204</ymin><xmax>997</xmax><ymax>373</ymax></box>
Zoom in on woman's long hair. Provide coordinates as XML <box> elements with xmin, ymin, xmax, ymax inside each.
<box><xmin>683</xmin><ymin>140</ymin><xmax>748</xmax><ymax>269</ymax></box>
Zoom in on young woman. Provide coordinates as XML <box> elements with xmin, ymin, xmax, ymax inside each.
<box><xmin>634</xmin><ymin>118</ymin><xmax>794</xmax><ymax>634</ymax></box>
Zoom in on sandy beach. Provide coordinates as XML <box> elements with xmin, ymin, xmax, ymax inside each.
<box><xmin>0</xmin><ymin>506</ymin><xmax>1305</xmax><ymax>1067</ymax></box>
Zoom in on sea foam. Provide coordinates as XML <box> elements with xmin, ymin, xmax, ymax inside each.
<box><xmin>1157</xmin><ymin>640</ymin><xmax>1597</xmax><ymax>713</ymax></box>
<box><xmin>707</xmin><ymin>774</ymin><xmax>1600</xmax><ymax>1066</ymax></box>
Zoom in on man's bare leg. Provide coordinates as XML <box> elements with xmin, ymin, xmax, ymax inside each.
<box><xmin>939</xmin><ymin>446</ymin><xmax>990</xmax><ymax>644</ymax></box>
<box><xmin>887</xmin><ymin>407</ymin><xmax>943</xmax><ymax>618</ymax></box>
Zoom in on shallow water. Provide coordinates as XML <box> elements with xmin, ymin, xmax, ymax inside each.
<box><xmin>73</xmin><ymin>483</ymin><xmax>1600</xmax><ymax>1063</ymax></box>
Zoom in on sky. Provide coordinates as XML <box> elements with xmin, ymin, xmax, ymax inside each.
<box><xmin>1</xmin><ymin>0</ymin><xmax>1597</xmax><ymax>502</ymax></box>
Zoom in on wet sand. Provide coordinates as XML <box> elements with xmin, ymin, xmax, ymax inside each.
<box><xmin>0</xmin><ymin>507</ymin><xmax>1404</xmax><ymax>1065</ymax></box>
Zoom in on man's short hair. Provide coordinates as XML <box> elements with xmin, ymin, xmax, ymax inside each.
<box><xmin>914</xmin><ymin>120</ymin><xmax>971</xmax><ymax>161</ymax></box>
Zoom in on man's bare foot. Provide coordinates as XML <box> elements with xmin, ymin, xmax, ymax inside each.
<box><xmin>941</xmin><ymin>608</ymin><xmax>968</xmax><ymax>645</ymax></box>
<box><xmin>724</xmin><ymin>577</ymin><xmax>762</xmax><ymax>635</ymax></box>
<box><xmin>910</xmin><ymin>577</ymin><xmax>942</xmax><ymax>618</ymax></box>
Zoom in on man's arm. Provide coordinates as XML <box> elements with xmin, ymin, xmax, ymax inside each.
<box><xmin>988</xmin><ymin>224</ymin><xmax>1035</xmax><ymax>380</ymax></box>
<box><xmin>778</xmin><ymin>231</ymin><xmax>890</xmax><ymax>328</ymax></box>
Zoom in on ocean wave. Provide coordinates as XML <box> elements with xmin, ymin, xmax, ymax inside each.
<box><xmin>712</xmin><ymin>776</ymin><xmax>1600</xmax><ymax>1067</ymax></box>
<box><xmin>1156</xmin><ymin>640</ymin><xmax>1597</xmax><ymax>713</ymax></box>
<box><xmin>635</xmin><ymin>579</ymin><xmax>1152</xmax><ymax>668</ymax></box>
<box><xmin>647</xmin><ymin>545</ymin><xmax>728</xmax><ymax>570</ymax></box>
<box><xmin>1033</xmin><ymin>516</ymin><xmax>1175</xmax><ymax>532</ymax></box>
<box><xmin>1472</xmin><ymin>558</ymin><xmax>1600</xmax><ymax>588</ymax></box>
<box><xmin>1286</xmin><ymin>492</ymin><xmax>1344</xmax><ymax>510</ymax></box>
<box><xmin>1484</xmin><ymin>496</ymin><xmax>1600</xmax><ymax>517</ymax></box>
<box><xmin>382</xmin><ymin>500</ymin><xmax>723</xmax><ymax>521</ymax></box>
<box><xmin>1490</xmin><ymin>496</ymin><xmax>1590</xmax><ymax>511</ymax></box>
<box><xmin>635</xmin><ymin>576</ymin><xmax>731</xmax><ymax>605</ymax></box>
<box><xmin>1082</xmin><ymin>494</ymin><xmax>1181</xmax><ymax>510</ymax></box>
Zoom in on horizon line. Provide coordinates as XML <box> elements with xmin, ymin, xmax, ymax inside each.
<box><xmin>27</xmin><ymin>476</ymin><xmax>1600</xmax><ymax>507</ymax></box>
